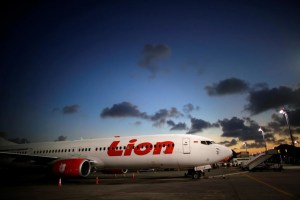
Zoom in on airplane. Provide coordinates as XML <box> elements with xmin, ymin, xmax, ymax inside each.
<box><xmin>0</xmin><ymin>134</ymin><xmax>232</xmax><ymax>179</ymax></box>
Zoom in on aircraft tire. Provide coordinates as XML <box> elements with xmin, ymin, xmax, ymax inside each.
<box><xmin>192</xmin><ymin>172</ymin><xmax>200</xmax><ymax>179</ymax></box>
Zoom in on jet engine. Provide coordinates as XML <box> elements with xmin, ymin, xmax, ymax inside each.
<box><xmin>52</xmin><ymin>158</ymin><xmax>91</xmax><ymax>177</ymax></box>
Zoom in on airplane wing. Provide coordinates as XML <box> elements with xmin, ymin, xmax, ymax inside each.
<box><xmin>0</xmin><ymin>151</ymin><xmax>59</xmax><ymax>164</ymax></box>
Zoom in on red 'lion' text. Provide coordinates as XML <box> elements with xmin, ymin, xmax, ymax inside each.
<box><xmin>107</xmin><ymin>139</ymin><xmax>174</xmax><ymax>156</ymax></box>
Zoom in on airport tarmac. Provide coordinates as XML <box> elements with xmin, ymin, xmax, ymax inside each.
<box><xmin>1</xmin><ymin>166</ymin><xmax>300</xmax><ymax>200</ymax></box>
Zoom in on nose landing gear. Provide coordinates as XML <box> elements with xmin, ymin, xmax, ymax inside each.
<box><xmin>184</xmin><ymin>169</ymin><xmax>204</xmax><ymax>179</ymax></box>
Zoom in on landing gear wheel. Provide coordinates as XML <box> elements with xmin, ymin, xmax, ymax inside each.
<box><xmin>192</xmin><ymin>172</ymin><xmax>200</xmax><ymax>179</ymax></box>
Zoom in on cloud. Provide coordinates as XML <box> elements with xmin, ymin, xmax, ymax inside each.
<box><xmin>205</xmin><ymin>77</ymin><xmax>249</xmax><ymax>96</ymax></box>
<box><xmin>187</xmin><ymin>118</ymin><xmax>218</xmax><ymax>134</ymax></box>
<box><xmin>100</xmin><ymin>102</ymin><xmax>183</xmax><ymax>127</ymax></box>
<box><xmin>181</xmin><ymin>60</ymin><xmax>205</xmax><ymax>76</ymax></box>
<box><xmin>135</xmin><ymin>121</ymin><xmax>142</xmax><ymax>126</ymax></box>
<box><xmin>242</xmin><ymin>141</ymin><xmax>268</xmax><ymax>149</ymax></box>
<box><xmin>218</xmin><ymin>117</ymin><xmax>274</xmax><ymax>142</ymax></box>
<box><xmin>245</xmin><ymin>86</ymin><xmax>300</xmax><ymax>115</ymax></box>
<box><xmin>62</xmin><ymin>104</ymin><xmax>80</xmax><ymax>114</ymax></box>
<box><xmin>219</xmin><ymin>139</ymin><xmax>238</xmax><ymax>147</ymax></box>
<box><xmin>138</xmin><ymin>44</ymin><xmax>171</xmax><ymax>78</ymax></box>
<box><xmin>167</xmin><ymin>120</ymin><xmax>188</xmax><ymax>131</ymax></box>
<box><xmin>100</xmin><ymin>102</ymin><xmax>146</xmax><ymax>118</ymax></box>
<box><xmin>55</xmin><ymin>135</ymin><xmax>67</xmax><ymax>141</ymax></box>
<box><xmin>151</xmin><ymin>107</ymin><xmax>183</xmax><ymax>127</ymax></box>
<box><xmin>53</xmin><ymin>105</ymin><xmax>80</xmax><ymax>114</ymax></box>
<box><xmin>183</xmin><ymin>103</ymin><xmax>199</xmax><ymax>114</ymax></box>
<box><xmin>252</xmin><ymin>82</ymin><xmax>269</xmax><ymax>90</ymax></box>
<box><xmin>151</xmin><ymin>107</ymin><xmax>182</xmax><ymax>121</ymax></box>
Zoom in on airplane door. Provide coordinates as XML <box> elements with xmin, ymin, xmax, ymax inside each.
<box><xmin>182</xmin><ymin>138</ymin><xmax>190</xmax><ymax>154</ymax></box>
<box><xmin>27</xmin><ymin>148</ymin><xmax>33</xmax><ymax>155</ymax></box>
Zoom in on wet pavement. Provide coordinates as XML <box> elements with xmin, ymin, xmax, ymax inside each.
<box><xmin>1</xmin><ymin>166</ymin><xmax>300</xmax><ymax>200</ymax></box>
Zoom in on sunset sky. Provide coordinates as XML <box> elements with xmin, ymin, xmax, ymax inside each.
<box><xmin>1</xmin><ymin>0</ymin><xmax>300</xmax><ymax>153</ymax></box>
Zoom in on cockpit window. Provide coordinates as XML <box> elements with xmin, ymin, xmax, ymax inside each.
<box><xmin>201</xmin><ymin>141</ymin><xmax>215</xmax><ymax>145</ymax></box>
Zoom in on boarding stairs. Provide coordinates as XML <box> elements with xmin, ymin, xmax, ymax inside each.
<box><xmin>241</xmin><ymin>150</ymin><xmax>279</xmax><ymax>171</ymax></box>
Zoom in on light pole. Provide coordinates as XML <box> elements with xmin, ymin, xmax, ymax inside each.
<box><xmin>243</xmin><ymin>142</ymin><xmax>247</xmax><ymax>154</ymax></box>
<box><xmin>258</xmin><ymin>127</ymin><xmax>268</xmax><ymax>153</ymax></box>
<box><xmin>279</xmin><ymin>109</ymin><xmax>295</xmax><ymax>146</ymax></box>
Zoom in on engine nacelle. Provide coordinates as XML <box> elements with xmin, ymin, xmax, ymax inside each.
<box><xmin>101</xmin><ymin>169</ymin><xmax>128</xmax><ymax>174</ymax></box>
<box><xmin>52</xmin><ymin>158</ymin><xmax>91</xmax><ymax>177</ymax></box>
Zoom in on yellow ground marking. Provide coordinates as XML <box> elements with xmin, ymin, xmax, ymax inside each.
<box><xmin>244</xmin><ymin>174</ymin><xmax>300</xmax><ymax>200</ymax></box>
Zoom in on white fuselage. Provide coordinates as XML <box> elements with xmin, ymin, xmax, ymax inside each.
<box><xmin>0</xmin><ymin>134</ymin><xmax>232</xmax><ymax>170</ymax></box>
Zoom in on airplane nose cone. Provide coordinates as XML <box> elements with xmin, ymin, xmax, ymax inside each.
<box><xmin>223</xmin><ymin>147</ymin><xmax>233</xmax><ymax>161</ymax></box>
<box><xmin>228</xmin><ymin>147</ymin><xmax>233</xmax><ymax>157</ymax></box>
<box><xmin>218</xmin><ymin>146</ymin><xmax>233</xmax><ymax>161</ymax></box>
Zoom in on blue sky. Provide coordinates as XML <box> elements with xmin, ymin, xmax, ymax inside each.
<box><xmin>1</xmin><ymin>0</ymin><xmax>300</xmax><ymax>152</ymax></box>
